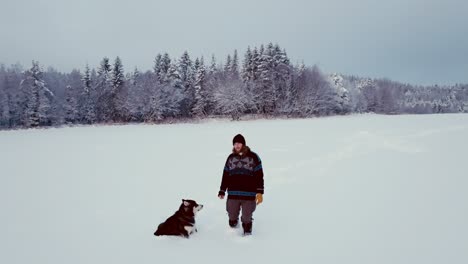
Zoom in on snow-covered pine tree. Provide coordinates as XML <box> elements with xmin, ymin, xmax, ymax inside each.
<box><xmin>154</xmin><ymin>53</ymin><xmax>162</xmax><ymax>81</ymax></box>
<box><xmin>462</xmin><ymin>85</ymin><xmax>468</xmax><ymax>113</ymax></box>
<box><xmin>90</xmin><ymin>68</ymin><xmax>97</xmax><ymax>83</ymax></box>
<box><xmin>130</xmin><ymin>67</ymin><xmax>139</xmax><ymax>86</ymax></box>
<box><xmin>251</xmin><ymin>47</ymin><xmax>261</xmax><ymax>81</ymax></box>
<box><xmin>138</xmin><ymin>71</ymin><xmax>156</xmax><ymax>122</ymax></box>
<box><xmin>167</xmin><ymin>63</ymin><xmax>184</xmax><ymax>92</ymax></box>
<box><xmin>178</xmin><ymin>51</ymin><xmax>194</xmax><ymax>117</ymax></box>
<box><xmin>2</xmin><ymin>64</ymin><xmax>23</xmax><ymax>127</ymax></box>
<box><xmin>343</xmin><ymin>76</ymin><xmax>367</xmax><ymax>113</ymax></box>
<box><xmin>21</xmin><ymin>61</ymin><xmax>54</xmax><ymax>127</ymax></box>
<box><xmin>291</xmin><ymin>62</ymin><xmax>308</xmax><ymax>117</ymax></box>
<box><xmin>224</xmin><ymin>54</ymin><xmax>232</xmax><ymax>77</ymax></box>
<box><xmin>95</xmin><ymin>57</ymin><xmax>112</xmax><ymax>122</ymax></box>
<box><xmin>375</xmin><ymin>79</ymin><xmax>399</xmax><ymax>114</ymax></box>
<box><xmin>82</xmin><ymin>64</ymin><xmax>92</xmax><ymax>91</ymax></box>
<box><xmin>231</xmin><ymin>50</ymin><xmax>239</xmax><ymax>79</ymax></box>
<box><xmin>0</xmin><ymin>70</ymin><xmax>10</xmax><ymax>127</ymax></box>
<box><xmin>191</xmin><ymin>58</ymin><xmax>207</xmax><ymax>117</ymax></box>
<box><xmin>111</xmin><ymin>57</ymin><xmax>125</xmax><ymax>91</ymax></box>
<box><xmin>241</xmin><ymin>46</ymin><xmax>254</xmax><ymax>82</ymax></box>
<box><xmin>276</xmin><ymin>65</ymin><xmax>296</xmax><ymax>116</ymax></box>
<box><xmin>81</xmin><ymin>64</ymin><xmax>96</xmax><ymax>124</ymax></box>
<box><xmin>145</xmin><ymin>62</ymin><xmax>183</xmax><ymax>122</ymax></box>
<box><xmin>159</xmin><ymin>53</ymin><xmax>172</xmax><ymax>83</ymax></box>
<box><xmin>246</xmin><ymin>47</ymin><xmax>262</xmax><ymax>113</ymax></box>
<box><xmin>329</xmin><ymin>73</ymin><xmax>351</xmax><ymax>114</ymax></box>
<box><xmin>204</xmin><ymin>55</ymin><xmax>219</xmax><ymax>115</ymax></box>
<box><xmin>209</xmin><ymin>54</ymin><xmax>217</xmax><ymax>75</ymax></box>
<box><xmin>454</xmin><ymin>84</ymin><xmax>468</xmax><ymax>112</ymax></box>
<box><xmin>193</xmin><ymin>58</ymin><xmax>201</xmax><ymax>73</ymax></box>
<box><xmin>257</xmin><ymin>43</ymin><xmax>276</xmax><ymax>115</ymax></box>
<box><xmin>110</xmin><ymin>56</ymin><xmax>128</xmax><ymax>122</ymax></box>
<box><xmin>63</xmin><ymin>69</ymin><xmax>83</xmax><ymax>123</ymax></box>
<box><xmin>126</xmin><ymin>67</ymin><xmax>145</xmax><ymax>121</ymax></box>
<box><xmin>359</xmin><ymin>78</ymin><xmax>379</xmax><ymax>113</ymax></box>
<box><xmin>97</xmin><ymin>58</ymin><xmax>111</xmax><ymax>83</ymax></box>
<box><xmin>271</xmin><ymin>44</ymin><xmax>293</xmax><ymax>115</ymax></box>
<box><xmin>178</xmin><ymin>51</ymin><xmax>193</xmax><ymax>86</ymax></box>
<box><xmin>145</xmin><ymin>85</ymin><xmax>163</xmax><ymax>122</ymax></box>
<box><xmin>64</xmin><ymin>84</ymin><xmax>79</xmax><ymax>124</ymax></box>
<box><xmin>240</xmin><ymin>47</ymin><xmax>260</xmax><ymax>114</ymax></box>
<box><xmin>446</xmin><ymin>86</ymin><xmax>459</xmax><ymax>113</ymax></box>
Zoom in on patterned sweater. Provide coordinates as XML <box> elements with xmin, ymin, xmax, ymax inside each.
<box><xmin>219</xmin><ymin>146</ymin><xmax>264</xmax><ymax>200</ymax></box>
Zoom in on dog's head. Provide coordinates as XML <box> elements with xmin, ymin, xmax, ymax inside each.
<box><xmin>180</xmin><ymin>199</ymin><xmax>203</xmax><ymax>215</ymax></box>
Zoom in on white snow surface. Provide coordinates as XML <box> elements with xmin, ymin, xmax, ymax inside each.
<box><xmin>1</xmin><ymin>114</ymin><xmax>467</xmax><ymax>264</ymax></box>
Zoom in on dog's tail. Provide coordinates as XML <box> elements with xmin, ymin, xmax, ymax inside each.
<box><xmin>154</xmin><ymin>224</ymin><xmax>164</xmax><ymax>236</ymax></box>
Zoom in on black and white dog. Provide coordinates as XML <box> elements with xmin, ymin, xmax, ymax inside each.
<box><xmin>154</xmin><ymin>199</ymin><xmax>203</xmax><ymax>238</ymax></box>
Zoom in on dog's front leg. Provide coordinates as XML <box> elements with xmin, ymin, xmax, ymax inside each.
<box><xmin>183</xmin><ymin>226</ymin><xmax>193</xmax><ymax>237</ymax></box>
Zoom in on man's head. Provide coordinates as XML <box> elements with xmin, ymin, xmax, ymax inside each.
<box><xmin>233</xmin><ymin>134</ymin><xmax>245</xmax><ymax>153</ymax></box>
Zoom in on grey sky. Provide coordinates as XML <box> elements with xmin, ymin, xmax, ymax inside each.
<box><xmin>1</xmin><ymin>0</ymin><xmax>467</xmax><ymax>85</ymax></box>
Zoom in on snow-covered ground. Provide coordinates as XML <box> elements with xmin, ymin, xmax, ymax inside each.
<box><xmin>1</xmin><ymin>114</ymin><xmax>467</xmax><ymax>264</ymax></box>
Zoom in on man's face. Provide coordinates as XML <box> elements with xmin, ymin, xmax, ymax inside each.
<box><xmin>233</xmin><ymin>142</ymin><xmax>243</xmax><ymax>153</ymax></box>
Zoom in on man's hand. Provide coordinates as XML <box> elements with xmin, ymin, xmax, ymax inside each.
<box><xmin>256</xmin><ymin>193</ymin><xmax>263</xmax><ymax>205</ymax></box>
<box><xmin>218</xmin><ymin>194</ymin><xmax>225</xmax><ymax>200</ymax></box>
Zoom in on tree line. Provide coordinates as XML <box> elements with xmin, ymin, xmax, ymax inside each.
<box><xmin>1</xmin><ymin>43</ymin><xmax>467</xmax><ymax>129</ymax></box>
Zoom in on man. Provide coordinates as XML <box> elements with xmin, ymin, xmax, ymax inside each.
<box><xmin>218</xmin><ymin>134</ymin><xmax>264</xmax><ymax>235</ymax></box>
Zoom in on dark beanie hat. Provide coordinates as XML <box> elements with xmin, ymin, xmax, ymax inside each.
<box><xmin>233</xmin><ymin>134</ymin><xmax>246</xmax><ymax>145</ymax></box>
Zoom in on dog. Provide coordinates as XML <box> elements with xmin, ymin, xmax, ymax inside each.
<box><xmin>154</xmin><ymin>199</ymin><xmax>203</xmax><ymax>238</ymax></box>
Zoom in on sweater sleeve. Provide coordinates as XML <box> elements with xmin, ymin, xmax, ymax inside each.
<box><xmin>253</xmin><ymin>153</ymin><xmax>264</xmax><ymax>194</ymax></box>
<box><xmin>219</xmin><ymin>156</ymin><xmax>230</xmax><ymax>195</ymax></box>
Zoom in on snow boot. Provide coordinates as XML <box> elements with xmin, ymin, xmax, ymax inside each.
<box><xmin>242</xmin><ymin>222</ymin><xmax>252</xmax><ymax>236</ymax></box>
<box><xmin>229</xmin><ymin>219</ymin><xmax>239</xmax><ymax>228</ymax></box>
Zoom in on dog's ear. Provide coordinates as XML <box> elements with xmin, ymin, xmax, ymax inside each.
<box><xmin>183</xmin><ymin>200</ymin><xmax>190</xmax><ymax>207</ymax></box>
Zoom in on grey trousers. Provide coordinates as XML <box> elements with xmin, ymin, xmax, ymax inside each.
<box><xmin>226</xmin><ymin>198</ymin><xmax>256</xmax><ymax>224</ymax></box>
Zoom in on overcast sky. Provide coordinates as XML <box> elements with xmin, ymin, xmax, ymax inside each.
<box><xmin>1</xmin><ymin>0</ymin><xmax>467</xmax><ymax>85</ymax></box>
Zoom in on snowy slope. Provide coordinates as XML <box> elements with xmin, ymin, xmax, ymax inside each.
<box><xmin>1</xmin><ymin>114</ymin><xmax>467</xmax><ymax>264</ymax></box>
